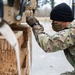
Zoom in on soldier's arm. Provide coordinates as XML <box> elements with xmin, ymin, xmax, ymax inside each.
<box><xmin>32</xmin><ymin>25</ymin><xmax>75</xmax><ymax>52</ymax></box>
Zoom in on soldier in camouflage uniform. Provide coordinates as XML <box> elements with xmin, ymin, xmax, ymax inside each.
<box><xmin>26</xmin><ymin>3</ymin><xmax>75</xmax><ymax>75</ymax></box>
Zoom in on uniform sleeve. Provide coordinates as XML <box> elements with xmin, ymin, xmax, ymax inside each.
<box><xmin>32</xmin><ymin>25</ymin><xmax>75</xmax><ymax>53</ymax></box>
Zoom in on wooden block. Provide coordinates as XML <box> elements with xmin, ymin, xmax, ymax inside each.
<box><xmin>4</xmin><ymin>5</ymin><xmax>15</xmax><ymax>24</ymax></box>
<box><xmin>4</xmin><ymin>5</ymin><xmax>26</xmax><ymax>25</ymax></box>
<box><xmin>0</xmin><ymin>28</ymin><xmax>30</xmax><ymax>75</ymax></box>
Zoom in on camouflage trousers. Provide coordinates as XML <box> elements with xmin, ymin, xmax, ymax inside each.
<box><xmin>64</xmin><ymin>49</ymin><xmax>75</xmax><ymax>68</ymax></box>
<box><xmin>60</xmin><ymin>70</ymin><xmax>75</xmax><ymax>75</ymax></box>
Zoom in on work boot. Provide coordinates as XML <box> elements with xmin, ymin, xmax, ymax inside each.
<box><xmin>60</xmin><ymin>70</ymin><xmax>75</xmax><ymax>75</ymax></box>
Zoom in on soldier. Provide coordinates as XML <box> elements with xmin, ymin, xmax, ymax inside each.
<box><xmin>26</xmin><ymin>3</ymin><xmax>75</xmax><ymax>75</ymax></box>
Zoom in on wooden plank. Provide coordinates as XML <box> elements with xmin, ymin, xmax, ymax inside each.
<box><xmin>20</xmin><ymin>48</ymin><xmax>28</xmax><ymax>66</ymax></box>
<box><xmin>4</xmin><ymin>40</ymin><xmax>8</xmax><ymax>50</ymax></box>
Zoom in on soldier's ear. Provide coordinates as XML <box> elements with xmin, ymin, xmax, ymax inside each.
<box><xmin>62</xmin><ymin>22</ymin><xmax>69</xmax><ymax>28</ymax></box>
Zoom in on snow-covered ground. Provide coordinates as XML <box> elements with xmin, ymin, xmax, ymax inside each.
<box><xmin>30</xmin><ymin>18</ymin><xmax>74</xmax><ymax>75</ymax></box>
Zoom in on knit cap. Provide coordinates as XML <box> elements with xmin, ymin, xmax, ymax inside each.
<box><xmin>50</xmin><ymin>3</ymin><xmax>74</xmax><ymax>22</ymax></box>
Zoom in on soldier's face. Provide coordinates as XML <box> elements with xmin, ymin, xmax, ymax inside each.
<box><xmin>52</xmin><ymin>21</ymin><xmax>63</xmax><ymax>32</ymax></box>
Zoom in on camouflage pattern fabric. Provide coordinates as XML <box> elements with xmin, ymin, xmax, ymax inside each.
<box><xmin>32</xmin><ymin>20</ymin><xmax>75</xmax><ymax>68</ymax></box>
<box><xmin>60</xmin><ymin>70</ymin><xmax>75</xmax><ymax>75</ymax></box>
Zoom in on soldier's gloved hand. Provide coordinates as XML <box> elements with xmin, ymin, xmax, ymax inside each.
<box><xmin>26</xmin><ymin>16</ymin><xmax>40</xmax><ymax>27</ymax></box>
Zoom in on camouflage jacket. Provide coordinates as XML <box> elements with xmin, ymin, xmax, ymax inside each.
<box><xmin>32</xmin><ymin>20</ymin><xmax>75</xmax><ymax>59</ymax></box>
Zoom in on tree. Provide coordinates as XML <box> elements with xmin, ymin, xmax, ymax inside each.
<box><xmin>50</xmin><ymin>0</ymin><xmax>55</xmax><ymax>9</ymax></box>
<box><xmin>36</xmin><ymin>0</ymin><xmax>39</xmax><ymax>8</ymax></box>
<box><xmin>36</xmin><ymin>0</ymin><xmax>55</xmax><ymax>9</ymax></box>
<box><xmin>36</xmin><ymin>0</ymin><xmax>50</xmax><ymax>7</ymax></box>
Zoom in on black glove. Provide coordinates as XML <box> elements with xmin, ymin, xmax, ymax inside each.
<box><xmin>26</xmin><ymin>16</ymin><xmax>40</xmax><ymax>27</ymax></box>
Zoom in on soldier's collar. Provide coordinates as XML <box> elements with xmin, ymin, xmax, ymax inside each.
<box><xmin>61</xmin><ymin>20</ymin><xmax>75</xmax><ymax>30</ymax></box>
<box><xmin>67</xmin><ymin>20</ymin><xmax>75</xmax><ymax>28</ymax></box>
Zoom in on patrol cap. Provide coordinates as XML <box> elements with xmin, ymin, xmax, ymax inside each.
<box><xmin>50</xmin><ymin>3</ymin><xmax>74</xmax><ymax>22</ymax></box>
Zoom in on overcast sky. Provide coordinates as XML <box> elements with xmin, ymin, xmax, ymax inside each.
<box><xmin>38</xmin><ymin>0</ymin><xmax>72</xmax><ymax>9</ymax></box>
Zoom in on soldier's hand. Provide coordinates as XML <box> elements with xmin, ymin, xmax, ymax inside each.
<box><xmin>26</xmin><ymin>16</ymin><xmax>40</xmax><ymax>27</ymax></box>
